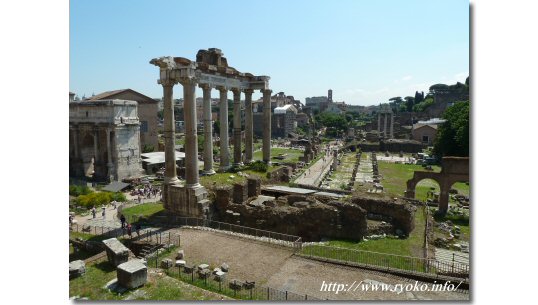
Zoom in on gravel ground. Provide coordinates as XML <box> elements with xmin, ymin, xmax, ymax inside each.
<box><xmin>167</xmin><ymin>228</ymin><xmax>468</xmax><ymax>300</ymax></box>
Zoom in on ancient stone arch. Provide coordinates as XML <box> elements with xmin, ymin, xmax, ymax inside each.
<box><xmin>405</xmin><ymin>157</ymin><xmax>469</xmax><ymax>215</ymax></box>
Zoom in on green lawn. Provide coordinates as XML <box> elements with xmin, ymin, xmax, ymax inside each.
<box><xmin>69</xmin><ymin>260</ymin><xmax>228</xmax><ymax>300</ymax></box>
<box><xmin>120</xmin><ymin>202</ymin><xmax>165</xmax><ymax>223</ymax></box>
<box><xmin>253</xmin><ymin>147</ymin><xmax>304</xmax><ymax>163</ymax></box>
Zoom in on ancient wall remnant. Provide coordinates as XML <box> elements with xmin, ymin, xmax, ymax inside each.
<box><xmin>351</xmin><ymin>197</ymin><xmax>416</xmax><ymax>234</ymax></box>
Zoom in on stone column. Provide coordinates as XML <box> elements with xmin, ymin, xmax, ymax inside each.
<box><xmin>162</xmin><ymin>81</ymin><xmax>179</xmax><ymax>184</ymax></box>
<box><xmin>181</xmin><ymin>77</ymin><xmax>201</xmax><ymax>188</ymax></box>
<box><xmin>106</xmin><ymin>128</ymin><xmax>114</xmax><ymax>181</ymax></box>
<box><xmin>93</xmin><ymin>128</ymin><xmax>99</xmax><ymax>164</ymax></box>
<box><xmin>243</xmin><ymin>89</ymin><xmax>254</xmax><ymax>164</ymax></box>
<box><xmin>232</xmin><ymin>88</ymin><xmax>243</xmax><ymax>166</ymax></box>
<box><xmin>72</xmin><ymin>127</ymin><xmax>79</xmax><ymax>159</ymax></box>
<box><xmin>217</xmin><ymin>86</ymin><xmax>230</xmax><ymax>171</ymax></box>
<box><xmin>383</xmin><ymin>113</ymin><xmax>388</xmax><ymax>138</ymax></box>
<box><xmin>390</xmin><ymin>113</ymin><xmax>394</xmax><ymax>139</ymax></box>
<box><xmin>377</xmin><ymin>112</ymin><xmax>381</xmax><ymax>136</ymax></box>
<box><xmin>262</xmin><ymin>89</ymin><xmax>272</xmax><ymax>164</ymax></box>
<box><xmin>200</xmin><ymin>84</ymin><xmax>215</xmax><ymax>175</ymax></box>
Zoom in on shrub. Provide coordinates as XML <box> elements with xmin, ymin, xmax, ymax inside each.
<box><xmin>248</xmin><ymin>160</ymin><xmax>268</xmax><ymax>173</ymax></box>
<box><xmin>69</xmin><ymin>185</ymin><xmax>93</xmax><ymax>196</ymax></box>
<box><xmin>75</xmin><ymin>191</ymin><xmax>126</xmax><ymax>208</ymax></box>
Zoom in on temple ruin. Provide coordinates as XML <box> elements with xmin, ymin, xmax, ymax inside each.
<box><xmin>150</xmin><ymin>48</ymin><xmax>272</xmax><ymax>218</ymax></box>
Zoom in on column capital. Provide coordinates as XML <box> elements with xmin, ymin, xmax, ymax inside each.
<box><xmin>230</xmin><ymin>87</ymin><xmax>241</xmax><ymax>94</ymax></box>
<box><xmin>178</xmin><ymin>76</ymin><xmax>198</xmax><ymax>86</ymax></box>
<box><xmin>243</xmin><ymin>89</ymin><xmax>254</xmax><ymax>95</ymax></box>
<box><xmin>160</xmin><ymin>78</ymin><xmax>175</xmax><ymax>87</ymax></box>
<box><xmin>216</xmin><ymin>86</ymin><xmax>228</xmax><ymax>93</ymax></box>
<box><xmin>261</xmin><ymin>89</ymin><xmax>272</xmax><ymax>96</ymax></box>
<box><xmin>198</xmin><ymin>83</ymin><xmax>212</xmax><ymax>90</ymax></box>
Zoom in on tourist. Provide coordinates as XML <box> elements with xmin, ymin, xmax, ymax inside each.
<box><xmin>91</xmin><ymin>206</ymin><xmax>96</xmax><ymax>219</ymax></box>
<box><xmin>102</xmin><ymin>206</ymin><xmax>106</xmax><ymax>218</ymax></box>
<box><xmin>127</xmin><ymin>223</ymin><xmax>132</xmax><ymax>238</ymax></box>
<box><xmin>120</xmin><ymin>214</ymin><xmax>126</xmax><ymax>228</ymax></box>
<box><xmin>138</xmin><ymin>195</ymin><xmax>142</xmax><ymax>204</ymax></box>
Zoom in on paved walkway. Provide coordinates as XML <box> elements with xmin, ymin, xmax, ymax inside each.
<box><xmin>294</xmin><ymin>154</ymin><xmax>333</xmax><ymax>187</ymax></box>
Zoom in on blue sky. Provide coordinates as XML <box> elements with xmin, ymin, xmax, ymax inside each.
<box><xmin>70</xmin><ymin>0</ymin><xmax>469</xmax><ymax>105</ymax></box>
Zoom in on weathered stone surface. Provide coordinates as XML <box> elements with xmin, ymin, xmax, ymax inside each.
<box><xmin>183</xmin><ymin>264</ymin><xmax>195</xmax><ymax>273</ymax></box>
<box><xmin>247</xmin><ymin>177</ymin><xmax>261</xmax><ymax>197</ymax></box>
<box><xmin>220</xmin><ymin>262</ymin><xmax>229</xmax><ymax>272</ymax></box>
<box><xmin>214</xmin><ymin>271</ymin><xmax>226</xmax><ymax>282</ymax></box>
<box><xmin>198</xmin><ymin>263</ymin><xmax>209</xmax><ymax>270</ymax></box>
<box><xmin>198</xmin><ymin>268</ymin><xmax>211</xmax><ymax>279</ymax></box>
<box><xmin>176</xmin><ymin>249</ymin><xmax>184</xmax><ymax>260</ymax></box>
<box><xmin>175</xmin><ymin>260</ymin><xmax>186</xmax><ymax>267</ymax></box>
<box><xmin>351</xmin><ymin>197</ymin><xmax>416</xmax><ymax>235</ymax></box>
<box><xmin>117</xmin><ymin>260</ymin><xmax>147</xmax><ymax>289</ymax></box>
<box><xmin>229</xmin><ymin>280</ymin><xmax>244</xmax><ymax>290</ymax></box>
<box><xmin>233</xmin><ymin>182</ymin><xmax>248</xmax><ymax>204</ymax></box>
<box><xmin>69</xmin><ymin>260</ymin><xmax>86</xmax><ymax>279</ymax></box>
<box><xmin>102</xmin><ymin>238</ymin><xmax>130</xmax><ymax>267</ymax></box>
<box><xmin>160</xmin><ymin>258</ymin><xmax>173</xmax><ymax>269</ymax></box>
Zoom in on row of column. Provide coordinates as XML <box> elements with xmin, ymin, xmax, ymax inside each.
<box><xmin>377</xmin><ymin>113</ymin><xmax>394</xmax><ymax>139</ymax></box>
<box><xmin>162</xmin><ymin>78</ymin><xmax>272</xmax><ymax>189</ymax></box>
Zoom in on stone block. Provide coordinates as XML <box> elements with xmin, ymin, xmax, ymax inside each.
<box><xmin>160</xmin><ymin>258</ymin><xmax>173</xmax><ymax>269</ymax></box>
<box><xmin>233</xmin><ymin>182</ymin><xmax>248</xmax><ymax>204</ymax></box>
<box><xmin>176</xmin><ymin>249</ymin><xmax>184</xmax><ymax>260</ymax></box>
<box><xmin>198</xmin><ymin>268</ymin><xmax>211</xmax><ymax>279</ymax></box>
<box><xmin>102</xmin><ymin>238</ymin><xmax>130</xmax><ymax>267</ymax></box>
<box><xmin>216</xmin><ymin>187</ymin><xmax>232</xmax><ymax>210</ymax></box>
<box><xmin>69</xmin><ymin>260</ymin><xmax>86</xmax><ymax>279</ymax></box>
<box><xmin>183</xmin><ymin>264</ymin><xmax>195</xmax><ymax>273</ymax></box>
<box><xmin>214</xmin><ymin>271</ymin><xmax>226</xmax><ymax>282</ymax></box>
<box><xmin>175</xmin><ymin>260</ymin><xmax>186</xmax><ymax>267</ymax></box>
<box><xmin>220</xmin><ymin>262</ymin><xmax>229</xmax><ymax>272</ymax></box>
<box><xmin>229</xmin><ymin>279</ymin><xmax>243</xmax><ymax>291</ymax></box>
<box><xmin>247</xmin><ymin>177</ymin><xmax>261</xmax><ymax>197</ymax></box>
<box><xmin>198</xmin><ymin>263</ymin><xmax>209</xmax><ymax>271</ymax></box>
<box><xmin>117</xmin><ymin>260</ymin><xmax>147</xmax><ymax>289</ymax></box>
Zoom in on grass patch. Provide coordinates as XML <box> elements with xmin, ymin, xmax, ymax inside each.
<box><xmin>69</xmin><ymin>261</ymin><xmax>122</xmax><ymax>300</ymax></box>
<box><xmin>120</xmin><ymin>203</ymin><xmax>164</xmax><ymax>221</ymax></box>
<box><xmin>253</xmin><ymin>147</ymin><xmax>304</xmax><ymax>163</ymax></box>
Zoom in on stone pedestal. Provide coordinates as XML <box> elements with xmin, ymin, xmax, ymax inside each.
<box><xmin>247</xmin><ymin>177</ymin><xmax>261</xmax><ymax>197</ymax></box>
<box><xmin>117</xmin><ymin>260</ymin><xmax>147</xmax><ymax>289</ymax></box>
<box><xmin>103</xmin><ymin>238</ymin><xmax>130</xmax><ymax>267</ymax></box>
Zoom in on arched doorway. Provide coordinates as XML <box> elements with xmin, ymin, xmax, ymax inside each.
<box><xmin>80</xmin><ymin>132</ymin><xmax>95</xmax><ymax>178</ymax></box>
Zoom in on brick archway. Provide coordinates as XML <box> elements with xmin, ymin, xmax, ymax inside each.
<box><xmin>405</xmin><ymin>157</ymin><xmax>469</xmax><ymax>215</ymax></box>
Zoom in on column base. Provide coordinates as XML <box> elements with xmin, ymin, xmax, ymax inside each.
<box><xmin>233</xmin><ymin>162</ymin><xmax>244</xmax><ymax>167</ymax></box>
<box><xmin>202</xmin><ymin>169</ymin><xmax>216</xmax><ymax>176</ymax></box>
<box><xmin>244</xmin><ymin>159</ymin><xmax>253</xmax><ymax>165</ymax></box>
<box><xmin>263</xmin><ymin>160</ymin><xmax>272</xmax><ymax>166</ymax></box>
<box><xmin>164</xmin><ymin>176</ymin><xmax>180</xmax><ymax>185</ymax></box>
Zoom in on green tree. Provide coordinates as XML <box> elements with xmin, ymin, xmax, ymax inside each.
<box><xmin>432</xmin><ymin>101</ymin><xmax>469</xmax><ymax>158</ymax></box>
<box><xmin>404</xmin><ymin>96</ymin><xmax>415</xmax><ymax>112</ymax></box>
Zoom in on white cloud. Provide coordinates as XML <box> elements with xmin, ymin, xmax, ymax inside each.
<box><xmin>402</xmin><ymin>75</ymin><xmax>413</xmax><ymax>81</ymax></box>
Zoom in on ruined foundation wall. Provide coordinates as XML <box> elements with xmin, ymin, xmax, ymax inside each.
<box><xmin>351</xmin><ymin>197</ymin><xmax>416</xmax><ymax>234</ymax></box>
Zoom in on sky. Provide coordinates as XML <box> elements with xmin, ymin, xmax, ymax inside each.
<box><xmin>70</xmin><ymin>0</ymin><xmax>469</xmax><ymax>106</ymax></box>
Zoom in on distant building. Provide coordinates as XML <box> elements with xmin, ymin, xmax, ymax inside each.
<box><xmin>412</xmin><ymin>124</ymin><xmax>438</xmax><ymax>145</ymax></box>
<box><xmin>69</xmin><ymin>92</ymin><xmax>76</xmax><ymax>103</ymax></box>
<box><xmin>69</xmin><ymin>99</ymin><xmax>143</xmax><ymax>181</ymax></box>
<box><xmin>273</xmin><ymin>104</ymin><xmax>298</xmax><ymax>138</ymax></box>
<box><xmin>305</xmin><ymin>96</ymin><xmax>328</xmax><ymax>111</ymax></box>
<box><xmin>87</xmin><ymin>89</ymin><xmax>159</xmax><ymax>152</ymax></box>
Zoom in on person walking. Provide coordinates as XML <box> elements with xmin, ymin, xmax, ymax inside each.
<box><xmin>127</xmin><ymin>223</ymin><xmax>132</xmax><ymax>238</ymax></box>
<box><xmin>91</xmin><ymin>206</ymin><xmax>96</xmax><ymax>219</ymax></box>
<box><xmin>102</xmin><ymin>206</ymin><xmax>106</xmax><ymax>219</ymax></box>
<box><xmin>120</xmin><ymin>214</ymin><xmax>126</xmax><ymax>229</ymax></box>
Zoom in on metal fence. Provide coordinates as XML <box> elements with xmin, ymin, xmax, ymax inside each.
<box><xmin>126</xmin><ymin>215</ymin><xmax>303</xmax><ymax>250</ymax></box>
<box><xmin>164</xmin><ymin>264</ymin><xmax>321</xmax><ymax>301</ymax></box>
<box><xmin>299</xmin><ymin>244</ymin><xmax>469</xmax><ymax>280</ymax></box>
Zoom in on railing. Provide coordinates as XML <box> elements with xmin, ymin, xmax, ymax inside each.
<box><xmin>72</xmin><ymin>216</ymin><xmax>303</xmax><ymax>251</ymax></box>
<box><xmin>165</xmin><ymin>264</ymin><xmax>321</xmax><ymax>301</ymax></box>
<box><xmin>299</xmin><ymin>244</ymin><xmax>469</xmax><ymax>280</ymax></box>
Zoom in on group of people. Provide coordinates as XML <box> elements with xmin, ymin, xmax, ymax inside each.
<box><xmin>131</xmin><ymin>185</ymin><xmax>161</xmax><ymax>203</ymax></box>
<box><xmin>119</xmin><ymin>214</ymin><xmax>141</xmax><ymax>238</ymax></box>
<box><xmin>90</xmin><ymin>206</ymin><xmax>107</xmax><ymax>219</ymax></box>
